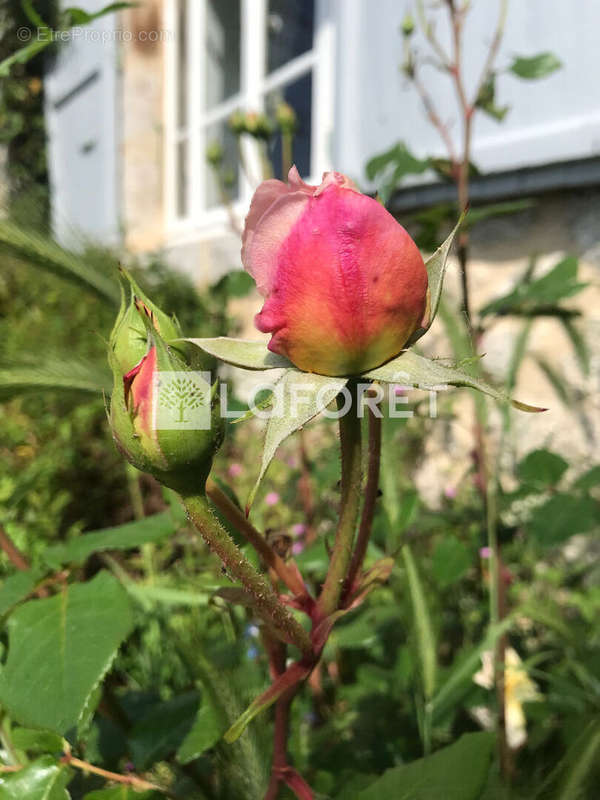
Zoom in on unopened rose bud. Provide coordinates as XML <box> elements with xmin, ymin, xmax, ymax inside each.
<box><xmin>228</xmin><ymin>110</ymin><xmax>246</xmax><ymax>136</ymax></box>
<box><xmin>244</xmin><ymin>111</ymin><xmax>273</xmax><ymax>140</ymax></box>
<box><xmin>275</xmin><ymin>102</ymin><xmax>297</xmax><ymax>135</ymax></box>
<box><xmin>206</xmin><ymin>141</ymin><xmax>224</xmax><ymax>167</ymax></box>
<box><xmin>242</xmin><ymin>167</ymin><xmax>428</xmax><ymax>376</ymax></box>
<box><xmin>401</xmin><ymin>13</ymin><xmax>415</xmax><ymax>37</ymax></box>
<box><xmin>109</xmin><ymin>272</ymin><xmax>224</xmax><ymax>493</ymax></box>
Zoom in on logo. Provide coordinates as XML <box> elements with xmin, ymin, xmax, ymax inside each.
<box><xmin>154</xmin><ymin>371</ymin><xmax>211</xmax><ymax>430</ymax></box>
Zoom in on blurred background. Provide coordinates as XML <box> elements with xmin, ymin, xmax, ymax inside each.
<box><xmin>1</xmin><ymin>1</ymin><xmax>600</xmax><ymax>798</ymax></box>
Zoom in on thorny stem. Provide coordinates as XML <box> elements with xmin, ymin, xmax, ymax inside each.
<box><xmin>205</xmin><ymin>478</ymin><xmax>312</xmax><ymax>604</ymax></box>
<box><xmin>317</xmin><ymin>382</ymin><xmax>363</xmax><ymax>617</ymax></box>
<box><xmin>181</xmin><ymin>492</ymin><xmax>312</xmax><ymax>656</ymax></box>
<box><xmin>0</xmin><ymin>526</ymin><xmax>48</xmax><ymax>598</ymax></box>
<box><xmin>344</xmin><ymin>406</ymin><xmax>382</xmax><ymax>601</ymax></box>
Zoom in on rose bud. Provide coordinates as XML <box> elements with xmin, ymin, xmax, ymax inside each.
<box><xmin>241</xmin><ymin>167</ymin><xmax>428</xmax><ymax>376</ymax></box>
<box><xmin>108</xmin><ymin>273</ymin><xmax>224</xmax><ymax>494</ymax></box>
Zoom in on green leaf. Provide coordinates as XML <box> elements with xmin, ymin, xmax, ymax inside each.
<box><xmin>402</xmin><ymin>545</ymin><xmax>436</xmax><ymax>699</ymax></box>
<box><xmin>43</xmin><ymin>511</ymin><xmax>179</xmax><ymax>569</ymax></box>
<box><xmin>63</xmin><ymin>3</ymin><xmax>135</xmax><ymax>25</ymax></box>
<box><xmin>534</xmin><ymin>356</ymin><xmax>570</xmax><ymax>405</ymax></box>
<box><xmin>84</xmin><ymin>790</ymin><xmax>160</xmax><ymax>800</ymax></box>
<box><xmin>0</xmin><ymin>40</ymin><xmax>50</xmax><ymax>79</ymax></box>
<box><xmin>0</xmin><ymin>756</ymin><xmax>70</xmax><ymax>800</ymax></box>
<box><xmin>574</xmin><ymin>465</ymin><xmax>600</xmax><ymax>492</ymax></box>
<box><xmin>432</xmin><ymin>539</ymin><xmax>471</xmax><ymax>587</ymax></box>
<box><xmin>10</xmin><ymin>727</ymin><xmax>64</xmax><ymax>755</ymax></box>
<box><xmin>475</xmin><ymin>74</ymin><xmax>509</xmax><ymax>122</ymax></box>
<box><xmin>410</xmin><ymin>213</ymin><xmax>465</xmax><ymax>343</ymax></box>
<box><xmin>509</xmin><ymin>52</ymin><xmax>562</xmax><ymax>79</ymax></box>
<box><xmin>177</xmin><ymin>702</ymin><xmax>224</xmax><ymax>763</ymax></box>
<box><xmin>0</xmin><ymin>569</ymin><xmax>43</xmax><ymax>617</ymax></box>
<box><xmin>366</xmin><ymin>142</ymin><xmax>430</xmax><ymax>204</ymax></box>
<box><xmin>363</xmin><ymin>350</ymin><xmax>545</xmax><ymax>412</ymax></box>
<box><xmin>0</xmin><ymin>571</ymin><xmax>133</xmax><ymax>735</ymax></box>
<box><xmin>526</xmin><ymin>494</ymin><xmax>598</xmax><ymax>546</ymax></box>
<box><xmin>480</xmin><ymin>256</ymin><xmax>585</xmax><ymax>316</ymax></box>
<box><xmin>356</xmin><ymin>732</ymin><xmax>494</xmax><ymax>800</ymax></box>
<box><xmin>128</xmin><ymin>692</ymin><xmax>200</xmax><ymax>770</ymax></box>
<box><xmin>560</xmin><ymin>317</ymin><xmax>590</xmax><ymax>376</ymax></box>
<box><xmin>465</xmin><ymin>199</ymin><xmax>534</xmax><ymax>227</ymax></box>
<box><xmin>0</xmin><ymin>221</ymin><xmax>119</xmax><ymax>304</ymax></box>
<box><xmin>430</xmin><ymin>617</ymin><xmax>513</xmax><ymax>722</ymax></box>
<box><xmin>0</xmin><ymin>358</ymin><xmax>111</xmax><ymax>401</ymax></box>
<box><xmin>540</xmin><ymin>718</ymin><xmax>600</xmax><ymax>800</ymax></box>
<box><xmin>517</xmin><ymin>449</ymin><xmax>569</xmax><ymax>488</ymax></box>
<box><xmin>185</xmin><ymin>337</ymin><xmax>293</xmax><ymax>370</ymax></box>
<box><xmin>247</xmin><ymin>370</ymin><xmax>347</xmax><ymax>511</ymax></box>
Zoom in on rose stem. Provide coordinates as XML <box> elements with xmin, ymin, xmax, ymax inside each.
<box><xmin>181</xmin><ymin>492</ymin><xmax>312</xmax><ymax>656</ymax></box>
<box><xmin>317</xmin><ymin>381</ymin><xmax>363</xmax><ymax>617</ymax></box>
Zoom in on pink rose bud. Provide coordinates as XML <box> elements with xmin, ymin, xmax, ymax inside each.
<box><xmin>242</xmin><ymin>166</ymin><xmax>428</xmax><ymax>376</ymax></box>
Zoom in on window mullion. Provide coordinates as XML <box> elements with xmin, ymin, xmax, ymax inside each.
<box><xmin>188</xmin><ymin>0</ymin><xmax>204</xmax><ymax>219</ymax></box>
<box><xmin>241</xmin><ymin>0</ymin><xmax>267</xmax><ymax>195</ymax></box>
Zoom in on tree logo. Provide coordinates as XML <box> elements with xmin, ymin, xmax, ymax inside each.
<box><xmin>155</xmin><ymin>371</ymin><xmax>211</xmax><ymax>430</ymax></box>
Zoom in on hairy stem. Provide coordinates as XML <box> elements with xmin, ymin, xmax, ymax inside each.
<box><xmin>317</xmin><ymin>383</ymin><xmax>363</xmax><ymax>617</ymax></box>
<box><xmin>206</xmin><ymin>478</ymin><xmax>311</xmax><ymax>603</ymax></box>
<box><xmin>344</xmin><ymin>407</ymin><xmax>382</xmax><ymax>600</ymax></box>
<box><xmin>182</xmin><ymin>492</ymin><xmax>312</xmax><ymax>655</ymax></box>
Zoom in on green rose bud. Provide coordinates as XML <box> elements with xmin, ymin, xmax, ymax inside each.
<box><xmin>275</xmin><ymin>102</ymin><xmax>298</xmax><ymax>135</ymax></box>
<box><xmin>244</xmin><ymin>111</ymin><xmax>273</xmax><ymax>140</ymax></box>
<box><xmin>401</xmin><ymin>13</ymin><xmax>415</xmax><ymax>37</ymax></box>
<box><xmin>228</xmin><ymin>109</ymin><xmax>246</xmax><ymax>136</ymax></box>
<box><xmin>206</xmin><ymin>141</ymin><xmax>224</xmax><ymax>168</ymax></box>
<box><xmin>109</xmin><ymin>272</ymin><xmax>224</xmax><ymax>494</ymax></box>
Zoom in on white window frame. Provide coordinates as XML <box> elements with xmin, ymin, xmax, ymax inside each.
<box><xmin>164</xmin><ymin>0</ymin><xmax>335</xmax><ymax>244</ymax></box>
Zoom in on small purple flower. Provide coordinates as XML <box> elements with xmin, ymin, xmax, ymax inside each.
<box><xmin>228</xmin><ymin>462</ymin><xmax>243</xmax><ymax>478</ymax></box>
<box><xmin>444</xmin><ymin>485</ymin><xmax>457</xmax><ymax>499</ymax></box>
<box><xmin>291</xmin><ymin>523</ymin><xmax>306</xmax><ymax>538</ymax></box>
<box><xmin>292</xmin><ymin>541</ymin><xmax>305</xmax><ymax>556</ymax></box>
<box><xmin>265</xmin><ymin>491</ymin><xmax>280</xmax><ymax>506</ymax></box>
<box><xmin>480</xmin><ymin>546</ymin><xmax>492</xmax><ymax>559</ymax></box>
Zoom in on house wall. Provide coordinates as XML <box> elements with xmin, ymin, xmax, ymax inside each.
<box><xmin>334</xmin><ymin>0</ymin><xmax>600</xmax><ymax>182</ymax></box>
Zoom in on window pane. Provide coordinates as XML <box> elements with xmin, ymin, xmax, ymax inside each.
<box><xmin>176</xmin><ymin>0</ymin><xmax>187</xmax><ymax>128</ymax></box>
<box><xmin>205</xmin><ymin>0</ymin><xmax>241</xmax><ymax>110</ymax></box>
<box><xmin>176</xmin><ymin>139</ymin><xmax>188</xmax><ymax>217</ymax></box>
<box><xmin>205</xmin><ymin>120</ymin><xmax>239</xmax><ymax>210</ymax></box>
<box><xmin>267</xmin><ymin>0</ymin><xmax>314</xmax><ymax>73</ymax></box>
<box><xmin>266</xmin><ymin>71</ymin><xmax>312</xmax><ymax>180</ymax></box>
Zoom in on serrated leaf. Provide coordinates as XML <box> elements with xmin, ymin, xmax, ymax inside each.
<box><xmin>43</xmin><ymin>511</ymin><xmax>178</xmax><ymax>569</ymax></box>
<box><xmin>10</xmin><ymin>727</ymin><xmax>64</xmax><ymax>755</ymax></box>
<box><xmin>0</xmin><ymin>756</ymin><xmax>70</xmax><ymax>800</ymax></box>
<box><xmin>574</xmin><ymin>466</ymin><xmax>600</xmax><ymax>492</ymax></box>
<box><xmin>356</xmin><ymin>732</ymin><xmax>494</xmax><ymax>800</ymax></box>
<box><xmin>0</xmin><ymin>571</ymin><xmax>133</xmax><ymax>734</ymax></box>
<box><xmin>509</xmin><ymin>52</ymin><xmax>562</xmax><ymax>79</ymax></box>
<box><xmin>363</xmin><ymin>350</ymin><xmax>545</xmax><ymax>412</ymax></box>
<box><xmin>402</xmin><ymin>545</ymin><xmax>436</xmax><ymax>699</ymax></box>
<box><xmin>247</xmin><ymin>370</ymin><xmax>347</xmax><ymax>511</ymax></box>
<box><xmin>185</xmin><ymin>337</ymin><xmax>293</xmax><ymax>370</ymax></box>
<box><xmin>0</xmin><ymin>569</ymin><xmax>44</xmax><ymax>616</ymax></box>
<box><xmin>407</xmin><ymin>214</ymin><xmax>465</xmax><ymax>345</ymax></box>
<box><xmin>177</xmin><ymin>702</ymin><xmax>224</xmax><ymax>764</ymax></box>
<box><xmin>365</xmin><ymin>141</ymin><xmax>430</xmax><ymax>200</ymax></box>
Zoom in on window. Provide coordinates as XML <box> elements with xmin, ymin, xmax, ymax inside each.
<box><xmin>165</xmin><ymin>0</ymin><xmax>334</xmax><ymax>233</ymax></box>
